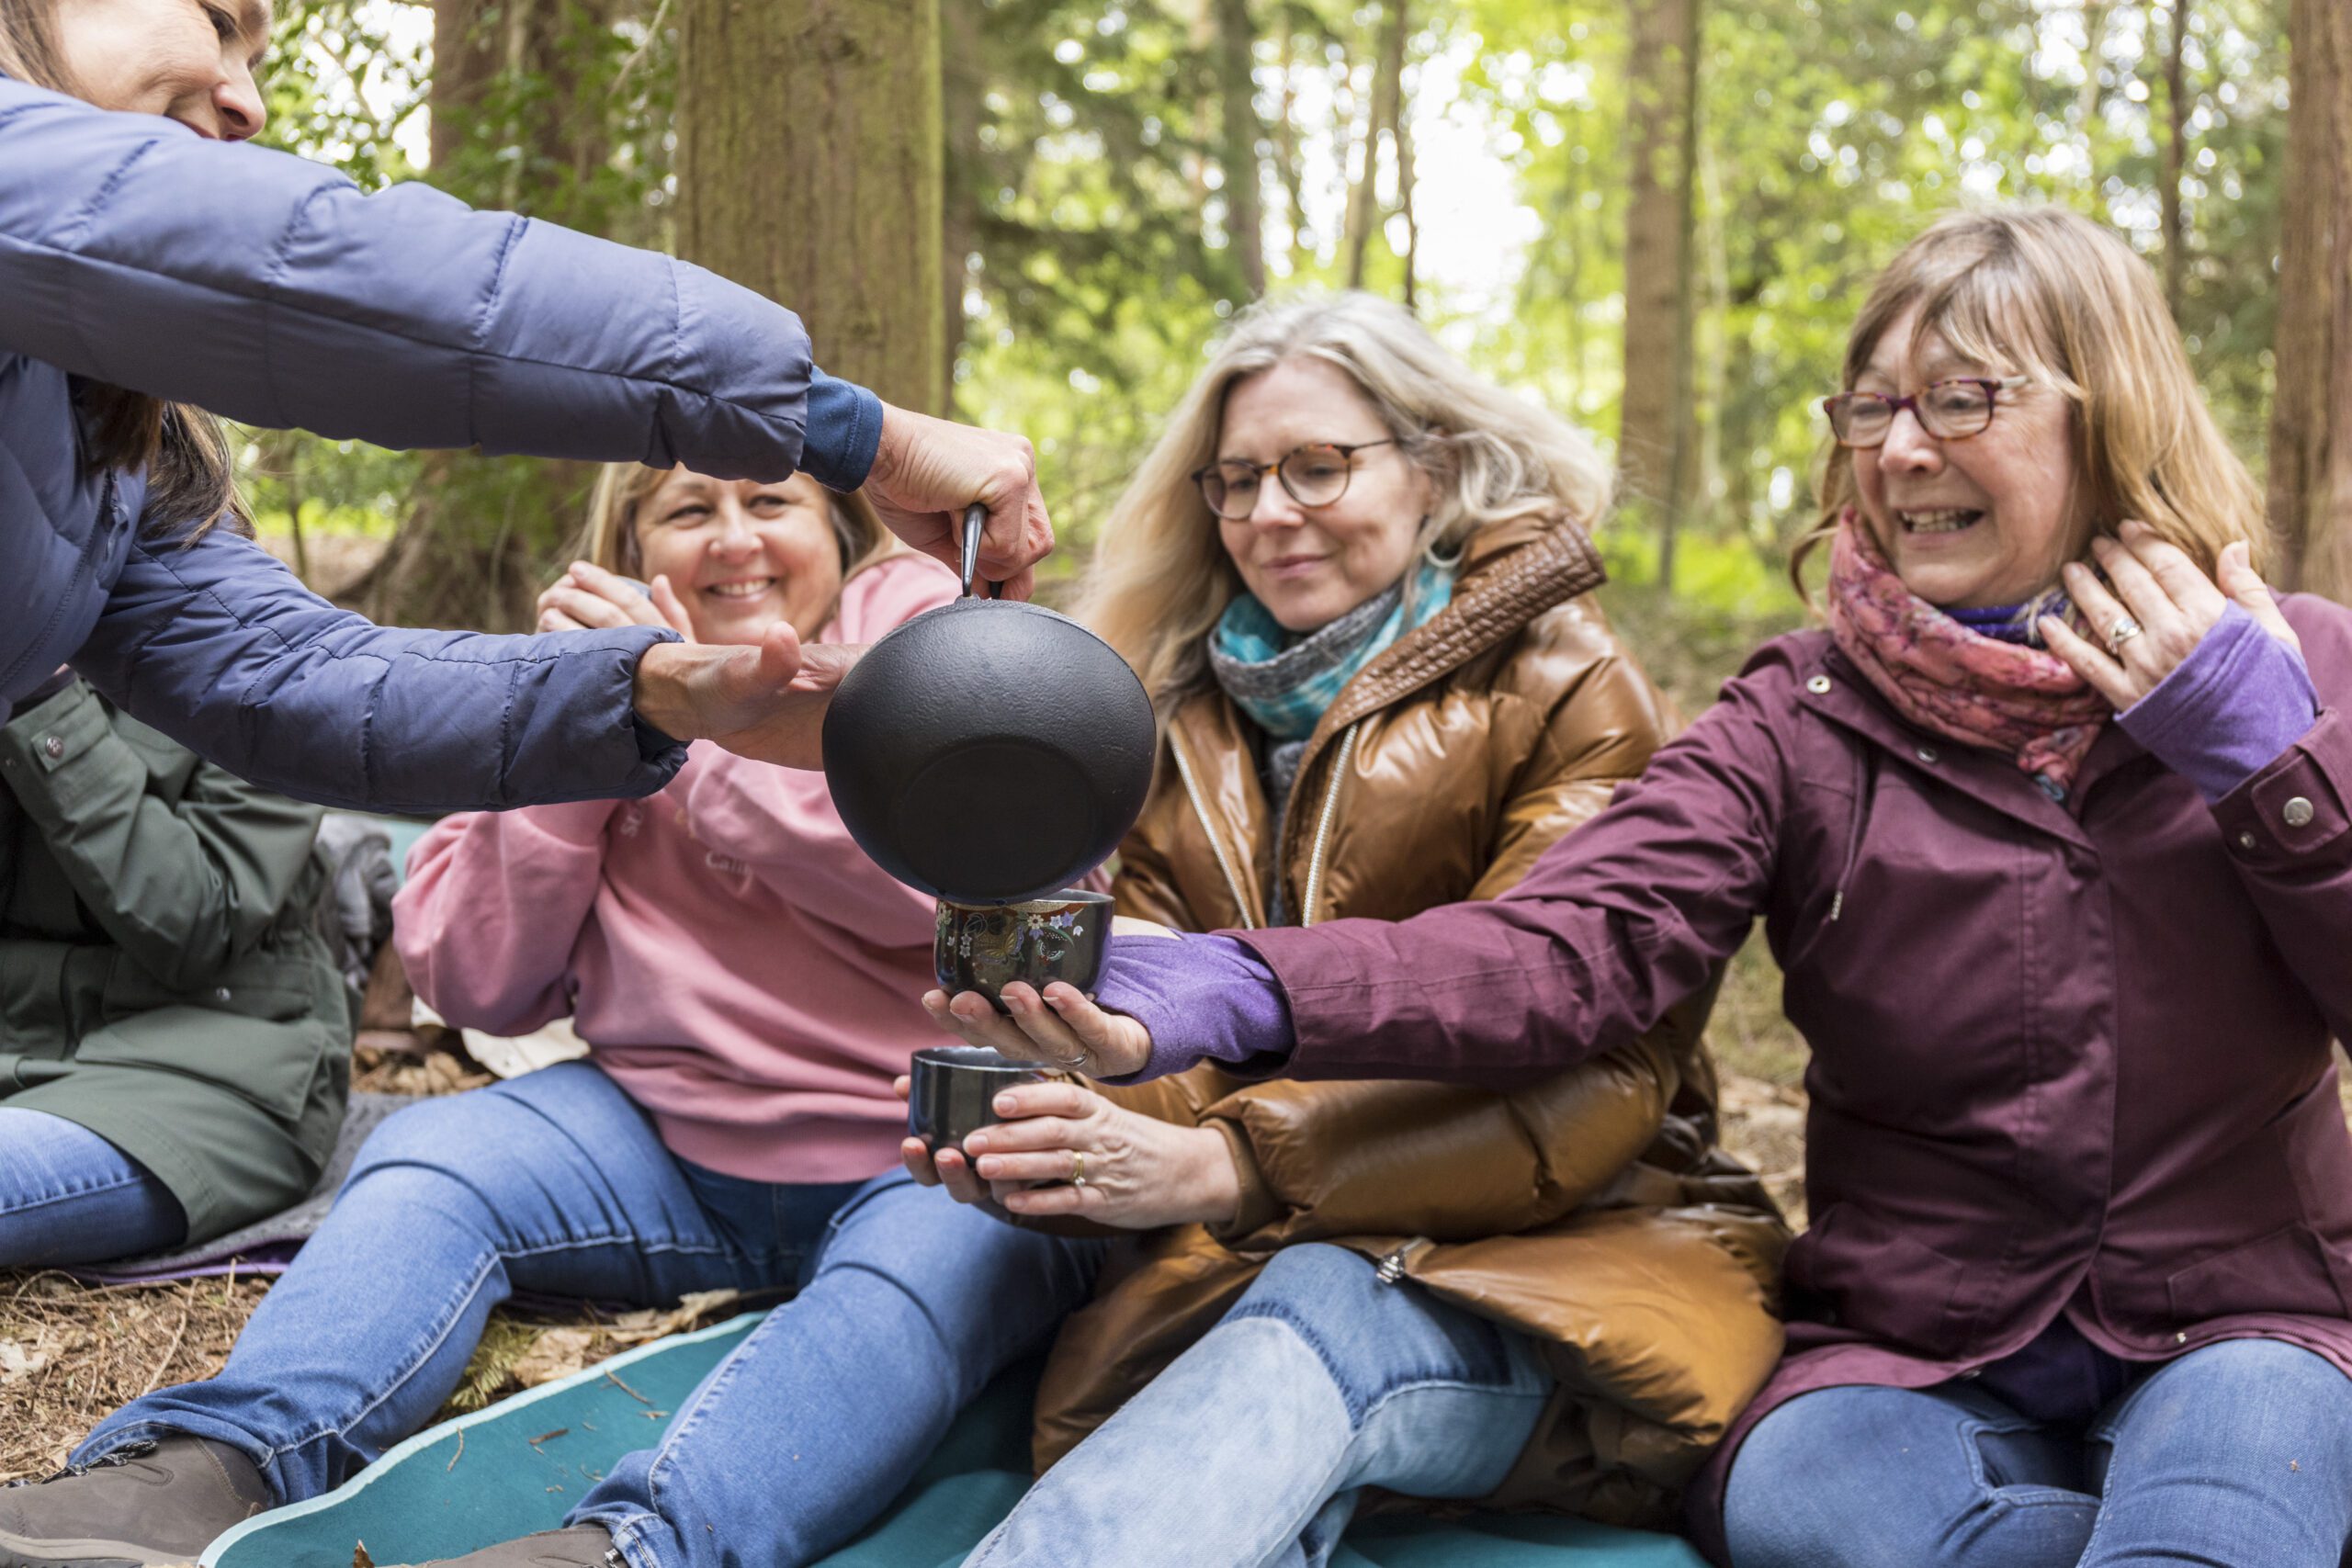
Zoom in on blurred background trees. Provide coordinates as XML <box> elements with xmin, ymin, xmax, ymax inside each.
<box><xmin>245</xmin><ymin>0</ymin><xmax>2338</xmax><ymax>650</ymax></box>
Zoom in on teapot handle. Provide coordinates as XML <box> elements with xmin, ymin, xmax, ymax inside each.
<box><xmin>958</xmin><ymin>503</ymin><xmax>994</xmax><ymax>601</ymax></box>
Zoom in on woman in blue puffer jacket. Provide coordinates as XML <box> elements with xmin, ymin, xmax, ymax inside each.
<box><xmin>0</xmin><ymin>0</ymin><xmax>1053</xmax><ymax>815</ymax></box>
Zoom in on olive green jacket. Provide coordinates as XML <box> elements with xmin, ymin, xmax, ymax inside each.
<box><xmin>0</xmin><ymin>679</ymin><xmax>350</xmax><ymax>1247</ymax></box>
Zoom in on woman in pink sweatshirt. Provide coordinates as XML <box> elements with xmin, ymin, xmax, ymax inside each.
<box><xmin>65</xmin><ymin>467</ymin><xmax>1105</xmax><ymax>1568</ymax></box>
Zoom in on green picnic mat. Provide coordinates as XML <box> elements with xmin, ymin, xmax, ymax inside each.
<box><xmin>203</xmin><ymin>1311</ymin><xmax>1704</xmax><ymax>1567</ymax></box>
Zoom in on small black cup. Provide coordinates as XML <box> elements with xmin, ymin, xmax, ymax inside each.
<box><xmin>905</xmin><ymin>1045</ymin><xmax>1051</xmax><ymax>1154</ymax></box>
<box><xmin>933</xmin><ymin>888</ymin><xmax>1114</xmax><ymax>1013</ymax></box>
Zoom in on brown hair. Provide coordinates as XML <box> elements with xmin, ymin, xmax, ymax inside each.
<box><xmin>1793</xmin><ymin>205</ymin><xmax>2266</xmax><ymax>602</ymax></box>
<box><xmin>573</xmin><ymin>465</ymin><xmax>900</xmax><ymax>615</ymax></box>
<box><xmin>1</xmin><ymin>0</ymin><xmax>246</xmax><ymax>541</ymax></box>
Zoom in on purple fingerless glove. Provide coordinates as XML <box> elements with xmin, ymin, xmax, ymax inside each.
<box><xmin>1091</xmin><ymin>931</ymin><xmax>1296</xmax><ymax>1083</ymax></box>
<box><xmin>2120</xmin><ymin>603</ymin><xmax>2320</xmax><ymax>804</ymax></box>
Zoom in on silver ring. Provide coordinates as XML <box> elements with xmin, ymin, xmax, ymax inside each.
<box><xmin>2107</xmin><ymin>615</ymin><xmax>2144</xmax><ymax>655</ymax></box>
<box><xmin>1070</xmin><ymin>1152</ymin><xmax>1088</xmax><ymax>1188</ymax></box>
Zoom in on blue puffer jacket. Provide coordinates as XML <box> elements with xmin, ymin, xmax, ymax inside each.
<box><xmin>0</xmin><ymin>75</ymin><xmax>883</xmax><ymax>812</ymax></box>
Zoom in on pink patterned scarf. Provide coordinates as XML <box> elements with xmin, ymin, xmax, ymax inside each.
<box><xmin>1826</xmin><ymin>510</ymin><xmax>2108</xmax><ymax>790</ymax></box>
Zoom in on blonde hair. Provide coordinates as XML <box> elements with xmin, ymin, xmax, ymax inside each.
<box><xmin>1794</xmin><ymin>205</ymin><xmax>2267</xmax><ymax>599</ymax></box>
<box><xmin>1080</xmin><ymin>292</ymin><xmax>1614</xmax><ymax>710</ymax></box>
<box><xmin>573</xmin><ymin>466</ymin><xmax>899</xmax><ymax>609</ymax></box>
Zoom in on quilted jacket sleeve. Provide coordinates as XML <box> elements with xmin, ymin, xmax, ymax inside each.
<box><xmin>73</xmin><ymin>528</ymin><xmax>684</xmax><ymax>812</ymax></box>
<box><xmin>0</xmin><ymin>75</ymin><xmax>879</xmax><ymax>488</ymax></box>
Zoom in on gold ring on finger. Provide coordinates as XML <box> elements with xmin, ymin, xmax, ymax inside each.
<box><xmin>2106</xmin><ymin>615</ymin><xmax>2144</xmax><ymax>656</ymax></box>
<box><xmin>1070</xmin><ymin>1152</ymin><xmax>1087</xmax><ymax>1188</ymax></box>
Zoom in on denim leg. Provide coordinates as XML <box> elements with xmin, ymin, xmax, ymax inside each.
<box><xmin>1722</xmin><ymin>1382</ymin><xmax>2097</xmax><ymax>1568</ymax></box>
<box><xmin>963</xmin><ymin>1243</ymin><xmax>1555</xmax><ymax>1568</ymax></box>
<box><xmin>78</xmin><ymin>1062</ymin><xmax>765</xmax><ymax>1504</ymax></box>
<box><xmin>2077</xmin><ymin>1338</ymin><xmax>2352</xmax><ymax>1568</ymax></box>
<box><xmin>572</xmin><ymin>1171</ymin><xmax>1104</xmax><ymax>1568</ymax></box>
<box><xmin>0</xmin><ymin>1108</ymin><xmax>185</xmax><ymax>1267</ymax></box>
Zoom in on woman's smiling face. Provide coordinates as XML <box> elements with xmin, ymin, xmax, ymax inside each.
<box><xmin>55</xmin><ymin>0</ymin><xmax>271</xmax><ymax>141</ymax></box>
<box><xmin>632</xmin><ymin>469</ymin><xmax>847</xmax><ymax>645</ymax></box>
<box><xmin>1850</xmin><ymin>305</ymin><xmax>2083</xmax><ymax>610</ymax></box>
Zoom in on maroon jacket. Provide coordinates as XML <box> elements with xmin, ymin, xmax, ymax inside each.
<box><xmin>1239</xmin><ymin>594</ymin><xmax>2352</xmax><ymax>1557</ymax></box>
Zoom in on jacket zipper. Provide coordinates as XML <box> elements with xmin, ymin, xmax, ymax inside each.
<box><xmin>1829</xmin><ymin>743</ymin><xmax>1877</xmax><ymax>923</ymax></box>
<box><xmin>1299</xmin><ymin>723</ymin><xmax>1362</xmax><ymax>927</ymax></box>
<box><xmin>1168</xmin><ymin>728</ymin><xmax>1257</xmax><ymax>931</ymax></box>
<box><xmin>1375</xmin><ymin>1235</ymin><xmax>1435</xmax><ymax>1284</ymax></box>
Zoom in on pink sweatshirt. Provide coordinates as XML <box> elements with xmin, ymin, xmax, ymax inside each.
<box><xmin>392</xmin><ymin>553</ymin><xmax>958</xmax><ymax>1184</ymax></box>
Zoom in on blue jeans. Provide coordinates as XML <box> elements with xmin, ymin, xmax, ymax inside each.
<box><xmin>964</xmin><ymin>1243</ymin><xmax>1554</xmax><ymax>1568</ymax></box>
<box><xmin>81</xmin><ymin>1061</ymin><xmax>1104</xmax><ymax>1568</ymax></box>
<box><xmin>1723</xmin><ymin>1338</ymin><xmax>2352</xmax><ymax>1567</ymax></box>
<box><xmin>0</xmin><ymin>1106</ymin><xmax>185</xmax><ymax>1267</ymax></box>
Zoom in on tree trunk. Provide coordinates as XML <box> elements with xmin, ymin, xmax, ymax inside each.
<box><xmin>1274</xmin><ymin>16</ymin><xmax>1310</xmax><ymax>266</ymax></box>
<box><xmin>941</xmin><ymin>0</ymin><xmax>983</xmax><ymax>409</ymax></box>
<box><xmin>1344</xmin><ymin>1</ymin><xmax>1407</xmax><ymax>290</ymax></box>
<box><xmin>678</xmin><ymin>0</ymin><xmax>945</xmax><ymax>417</ymax></box>
<box><xmin>363</xmin><ymin>0</ymin><xmax>604</xmax><ymax>630</ymax></box>
<box><xmin>2077</xmin><ymin>0</ymin><xmax>2109</xmax><ymax>132</ymax></box>
<box><xmin>1621</xmin><ymin>0</ymin><xmax>1701</xmax><ymax>586</ymax></box>
<box><xmin>2270</xmin><ymin>0</ymin><xmax>2352</xmax><ymax>602</ymax></box>
<box><xmin>428</xmin><ymin>0</ymin><xmax>498</xmax><ymax>170</ymax></box>
<box><xmin>2162</xmin><ymin>0</ymin><xmax>2190</xmax><ymax>317</ymax></box>
<box><xmin>1214</xmin><ymin>0</ymin><xmax>1266</xmax><ymax>296</ymax></box>
<box><xmin>1396</xmin><ymin>67</ymin><xmax>1419</xmax><ymax>310</ymax></box>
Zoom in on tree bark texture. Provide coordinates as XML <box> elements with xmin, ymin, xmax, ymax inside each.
<box><xmin>2269</xmin><ymin>0</ymin><xmax>2352</xmax><ymax>602</ymax></box>
<box><xmin>679</xmin><ymin>0</ymin><xmax>945</xmax><ymax>417</ymax></box>
<box><xmin>1344</xmin><ymin>0</ymin><xmax>1407</xmax><ymax>291</ymax></box>
<box><xmin>1214</xmin><ymin>0</ymin><xmax>1267</xmax><ymax>296</ymax></box>
<box><xmin>941</xmin><ymin>0</ymin><xmax>983</xmax><ymax>408</ymax></box>
<box><xmin>1621</xmin><ymin>0</ymin><xmax>1700</xmax><ymax>581</ymax></box>
<box><xmin>2163</xmin><ymin>0</ymin><xmax>2189</xmax><ymax>318</ymax></box>
<box><xmin>366</xmin><ymin>0</ymin><xmax>607</xmax><ymax>630</ymax></box>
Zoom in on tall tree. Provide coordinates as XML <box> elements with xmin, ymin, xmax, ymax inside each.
<box><xmin>941</xmin><ymin>0</ymin><xmax>985</xmax><ymax>408</ymax></box>
<box><xmin>1215</xmin><ymin>0</ymin><xmax>1268</xmax><ymax>295</ymax></box>
<box><xmin>1620</xmin><ymin>0</ymin><xmax>1702</xmax><ymax>586</ymax></box>
<box><xmin>1344</xmin><ymin>1</ymin><xmax>1408</xmax><ymax>290</ymax></box>
<box><xmin>363</xmin><ymin>0</ymin><xmax>632</xmax><ymax>629</ymax></box>
<box><xmin>2268</xmin><ymin>0</ymin><xmax>2352</xmax><ymax>602</ymax></box>
<box><xmin>678</xmin><ymin>0</ymin><xmax>945</xmax><ymax>416</ymax></box>
<box><xmin>2161</xmin><ymin>0</ymin><xmax>2191</xmax><ymax>318</ymax></box>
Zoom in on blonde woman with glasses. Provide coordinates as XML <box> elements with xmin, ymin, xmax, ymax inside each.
<box><xmin>935</xmin><ymin>207</ymin><xmax>2352</xmax><ymax>1568</ymax></box>
<box><xmin>909</xmin><ymin>292</ymin><xmax>1786</xmax><ymax>1567</ymax></box>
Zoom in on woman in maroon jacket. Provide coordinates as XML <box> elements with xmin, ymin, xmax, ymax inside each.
<box><xmin>930</xmin><ymin>205</ymin><xmax>2352</xmax><ymax>1568</ymax></box>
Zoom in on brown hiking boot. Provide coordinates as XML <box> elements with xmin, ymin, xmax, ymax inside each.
<box><xmin>390</xmin><ymin>1528</ymin><xmax>621</xmax><ymax>1567</ymax></box>
<box><xmin>0</xmin><ymin>1436</ymin><xmax>270</xmax><ymax>1567</ymax></box>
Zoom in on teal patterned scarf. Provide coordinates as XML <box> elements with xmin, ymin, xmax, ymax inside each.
<box><xmin>1208</xmin><ymin>558</ymin><xmax>1456</xmax><ymax>742</ymax></box>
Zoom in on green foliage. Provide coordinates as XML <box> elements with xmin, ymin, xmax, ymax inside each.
<box><xmin>237</xmin><ymin>0</ymin><xmax>2295</xmax><ymax>635</ymax></box>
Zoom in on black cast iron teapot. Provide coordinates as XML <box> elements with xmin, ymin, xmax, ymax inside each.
<box><xmin>821</xmin><ymin>505</ymin><xmax>1158</xmax><ymax>904</ymax></box>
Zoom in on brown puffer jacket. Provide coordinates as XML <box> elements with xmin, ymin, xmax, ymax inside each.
<box><xmin>1036</xmin><ymin>510</ymin><xmax>1790</xmax><ymax>1530</ymax></box>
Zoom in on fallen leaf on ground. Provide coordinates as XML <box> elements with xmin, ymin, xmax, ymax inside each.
<box><xmin>509</xmin><ymin>1327</ymin><xmax>599</xmax><ymax>1390</ymax></box>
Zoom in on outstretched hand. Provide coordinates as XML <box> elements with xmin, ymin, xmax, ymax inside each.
<box><xmin>864</xmin><ymin>403</ymin><xmax>1054</xmax><ymax>600</ymax></box>
<box><xmin>630</xmin><ymin>626</ymin><xmax>862</xmax><ymax>771</ymax></box>
<box><xmin>919</xmin><ymin>981</ymin><xmax>1154</xmax><ymax>1080</ymax></box>
<box><xmin>2043</xmin><ymin>520</ymin><xmax>2302</xmax><ymax>710</ymax></box>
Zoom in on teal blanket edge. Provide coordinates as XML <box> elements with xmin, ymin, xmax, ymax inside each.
<box><xmin>203</xmin><ymin>1309</ymin><xmax>1705</xmax><ymax>1566</ymax></box>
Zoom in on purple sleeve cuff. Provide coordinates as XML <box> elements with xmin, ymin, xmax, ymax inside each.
<box><xmin>2119</xmin><ymin>603</ymin><xmax>2320</xmax><ymax>804</ymax></box>
<box><xmin>1091</xmin><ymin>931</ymin><xmax>1296</xmax><ymax>1083</ymax></box>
